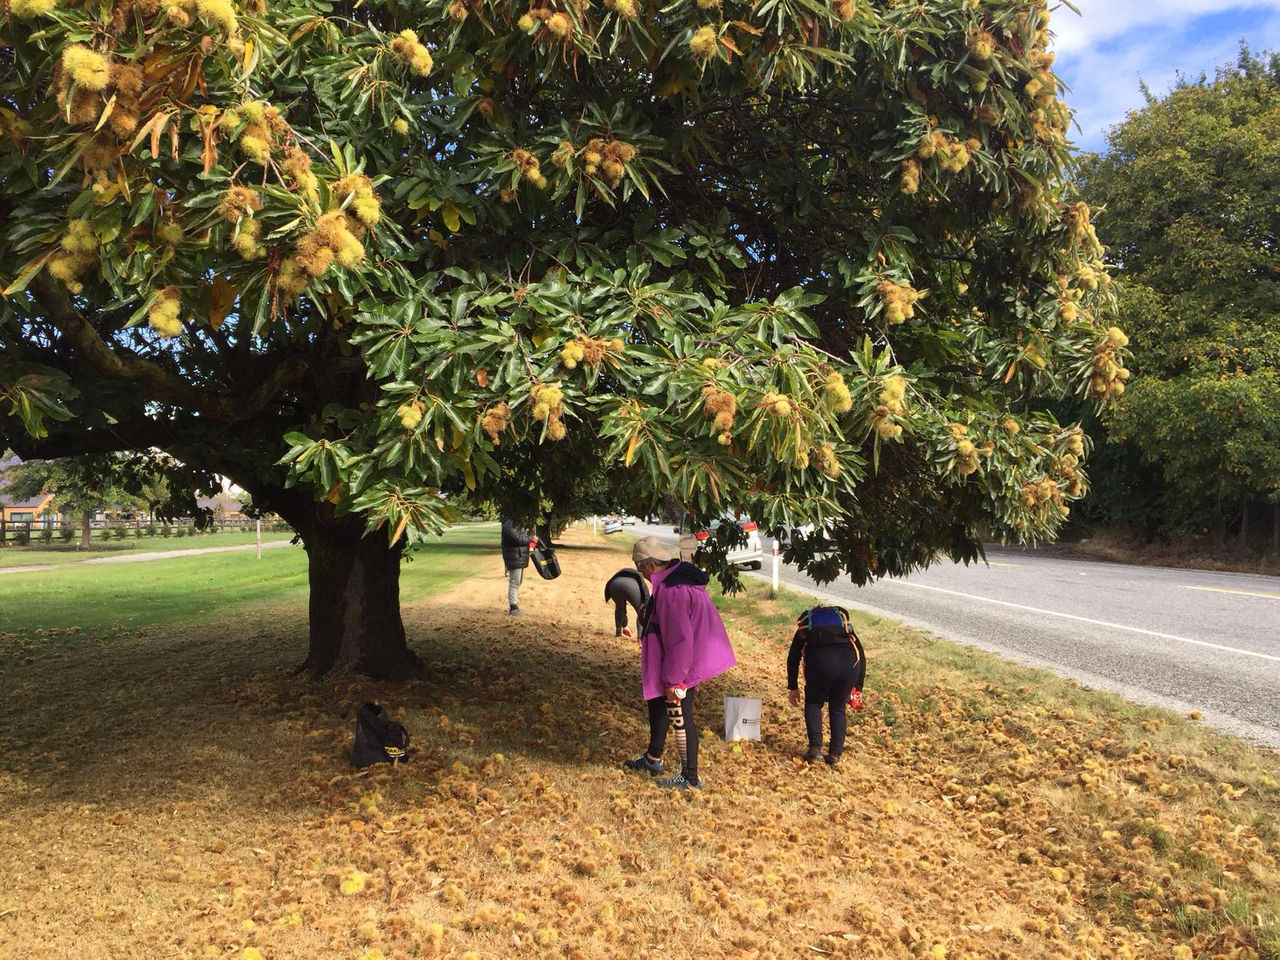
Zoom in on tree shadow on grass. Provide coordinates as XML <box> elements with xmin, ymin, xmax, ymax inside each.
<box><xmin>0</xmin><ymin>593</ymin><xmax>679</xmax><ymax>816</ymax></box>
<box><xmin>0</xmin><ymin>609</ymin><xmax>305</xmax><ymax>803</ymax></box>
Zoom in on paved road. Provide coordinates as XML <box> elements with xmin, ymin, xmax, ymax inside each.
<box><xmin>630</xmin><ymin>522</ymin><xmax>1280</xmax><ymax>749</ymax></box>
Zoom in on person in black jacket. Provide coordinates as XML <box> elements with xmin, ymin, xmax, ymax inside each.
<box><xmin>501</xmin><ymin>519</ymin><xmax>537</xmax><ymax>616</ymax></box>
<box><xmin>787</xmin><ymin>606</ymin><xmax>866</xmax><ymax>765</ymax></box>
<box><xmin>604</xmin><ymin>567</ymin><xmax>650</xmax><ymax>637</ymax></box>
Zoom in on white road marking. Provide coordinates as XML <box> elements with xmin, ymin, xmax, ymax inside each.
<box><xmin>880</xmin><ymin>580</ymin><xmax>1280</xmax><ymax>663</ymax></box>
<box><xmin>1184</xmin><ymin>585</ymin><xmax>1280</xmax><ymax>601</ymax></box>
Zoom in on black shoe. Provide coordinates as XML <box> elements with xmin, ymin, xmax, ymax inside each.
<box><xmin>657</xmin><ymin>773</ymin><xmax>702</xmax><ymax>790</ymax></box>
<box><xmin>507</xmin><ymin>606</ymin><xmax>523</xmax><ymax>616</ymax></box>
<box><xmin>824</xmin><ymin>753</ymin><xmax>841</xmax><ymax>767</ymax></box>
<box><xmin>623</xmin><ymin>753</ymin><xmax>663</xmax><ymax>775</ymax></box>
<box><xmin>803</xmin><ymin>747</ymin><xmax>823</xmax><ymax>762</ymax></box>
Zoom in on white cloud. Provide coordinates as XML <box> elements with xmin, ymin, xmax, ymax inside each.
<box><xmin>1048</xmin><ymin>2</ymin><xmax>1280</xmax><ymax>150</ymax></box>
<box><xmin>1051</xmin><ymin>0</ymin><xmax>1280</xmax><ymax>54</ymax></box>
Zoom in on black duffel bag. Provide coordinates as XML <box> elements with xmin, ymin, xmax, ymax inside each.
<box><xmin>350</xmin><ymin>701</ymin><xmax>410</xmax><ymax>768</ymax></box>
<box><xmin>530</xmin><ymin>540</ymin><xmax>562</xmax><ymax>580</ymax></box>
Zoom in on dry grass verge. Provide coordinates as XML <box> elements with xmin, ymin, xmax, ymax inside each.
<box><xmin>0</xmin><ymin>526</ymin><xmax>1276</xmax><ymax>959</ymax></box>
<box><xmin>1029</xmin><ymin>530</ymin><xmax>1280</xmax><ymax>578</ymax></box>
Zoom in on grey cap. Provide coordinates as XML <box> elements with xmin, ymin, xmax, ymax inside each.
<box><xmin>632</xmin><ymin>536</ymin><xmax>677</xmax><ymax>567</ymax></box>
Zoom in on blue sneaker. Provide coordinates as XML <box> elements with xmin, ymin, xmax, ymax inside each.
<box><xmin>657</xmin><ymin>773</ymin><xmax>702</xmax><ymax>790</ymax></box>
<box><xmin>623</xmin><ymin>753</ymin><xmax>663</xmax><ymax>775</ymax></box>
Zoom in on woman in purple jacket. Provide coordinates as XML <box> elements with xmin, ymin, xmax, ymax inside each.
<box><xmin>622</xmin><ymin>536</ymin><xmax>737</xmax><ymax>790</ymax></box>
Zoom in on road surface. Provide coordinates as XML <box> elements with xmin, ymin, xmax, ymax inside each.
<box><xmin>629</xmin><ymin>522</ymin><xmax>1280</xmax><ymax>750</ymax></box>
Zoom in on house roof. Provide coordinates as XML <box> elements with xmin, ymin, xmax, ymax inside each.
<box><xmin>0</xmin><ymin>493</ymin><xmax>51</xmax><ymax>510</ymax></box>
<box><xmin>197</xmin><ymin>494</ymin><xmax>244</xmax><ymax>513</ymax></box>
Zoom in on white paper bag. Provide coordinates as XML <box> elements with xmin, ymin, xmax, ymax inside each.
<box><xmin>724</xmin><ymin>696</ymin><xmax>762</xmax><ymax>741</ymax></box>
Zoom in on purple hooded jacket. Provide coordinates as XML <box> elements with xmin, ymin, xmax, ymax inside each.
<box><xmin>639</xmin><ymin>561</ymin><xmax>737</xmax><ymax>700</ymax></box>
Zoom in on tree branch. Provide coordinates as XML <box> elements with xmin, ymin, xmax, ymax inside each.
<box><xmin>30</xmin><ymin>273</ymin><xmax>309</xmax><ymax>423</ymax></box>
<box><xmin>8</xmin><ymin>415</ymin><xmax>178</xmax><ymax>461</ymax></box>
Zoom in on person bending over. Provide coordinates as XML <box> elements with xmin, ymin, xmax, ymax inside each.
<box><xmin>787</xmin><ymin>606</ymin><xmax>866</xmax><ymax>766</ymax></box>
<box><xmin>603</xmin><ymin>567</ymin><xmax>649</xmax><ymax>638</ymax></box>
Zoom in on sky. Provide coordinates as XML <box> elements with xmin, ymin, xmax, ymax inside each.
<box><xmin>1051</xmin><ymin>0</ymin><xmax>1280</xmax><ymax>153</ymax></box>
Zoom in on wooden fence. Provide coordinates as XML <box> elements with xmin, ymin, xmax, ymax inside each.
<box><xmin>0</xmin><ymin>516</ymin><xmax>281</xmax><ymax>547</ymax></box>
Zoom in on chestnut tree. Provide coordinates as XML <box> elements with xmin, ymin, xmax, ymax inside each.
<box><xmin>1</xmin><ymin>0</ymin><xmax>1120</xmax><ymax>677</ymax></box>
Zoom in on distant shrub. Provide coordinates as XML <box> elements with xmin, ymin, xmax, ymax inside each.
<box><xmin>113</xmin><ymin>524</ymin><xmax>128</xmax><ymax>540</ymax></box>
<box><xmin>160</xmin><ymin>525</ymin><xmax>173</xmax><ymax>538</ymax></box>
<box><xmin>175</xmin><ymin>527</ymin><xmax>188</xmax><ymax>538</ymax></box>
<box><xmin>39</xmin><ymin>526</ymin><xmax>54</xmax><ymax>545</ymax></box>
<box><xmin>59</xmin><ymin>525</ymin><xmax>75</xmax><ymax>543</ymax></box>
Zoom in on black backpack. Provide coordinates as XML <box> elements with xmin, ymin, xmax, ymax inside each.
<box><xmin>802</xmin><ymin>606</ymin><xmax>867</xmax><ymax>683</ymax></box>
<box><xmin>350</xmin><ymin>702</ymin><xmax>410</xmax><ymax>768</ymax></box>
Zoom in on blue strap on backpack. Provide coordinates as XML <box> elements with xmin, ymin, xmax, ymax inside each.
<box><xmin>805</xmin><ymin>605</ymin><xmax>850</xmax><ymax>632</ymax></box>
<box><xmin>803</xmin><ymin>605</ymin><xmax>863</xmax><ymax>667</ymax></box>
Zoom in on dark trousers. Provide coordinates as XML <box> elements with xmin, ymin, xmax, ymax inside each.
<box><xmin>645</xmin><ymin>687</ymin><xmax>698</xmax><ymax>781</ymax></box>
<box><xmin>606</xmin><ymin>576</ymin><xmax>645</xmax><ymax>634</ymax></box>
<box><xmin>804</xmin><ymin>645</ymin><xmax>857</xmax><ymax>757</ymax></box>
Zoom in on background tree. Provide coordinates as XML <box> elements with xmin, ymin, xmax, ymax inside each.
<box><xmin>1077</xmin><ymin>49</ymin><xmax>1280</xmax><ymax>548</ymax></box>
<box><xmin>1</xmin><ymin>455</ymin><xmax>151</xmax><ymax>547</ymax></box>
<box><xmin>2</xmin><ymin>0</ymin><xmax>1120</xmax><ymax>678</ymax></box>
<box><xmin>476</xmin><ymin>435</ymin><xmax>617</xmax><ymax>544</ymax></box>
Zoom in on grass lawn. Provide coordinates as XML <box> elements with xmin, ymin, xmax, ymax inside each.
<box><xmin>0</xmin><ymin>545</ymin><xmax>309</xmax><ymax>634</ymax></box>
<box><xmin>0</xmin><ymin>523</ymin><xmax>500</xmax><ymax>636</ymax></box>
<box><xmin>0</xmin><ymin>528</ymin><xmax>298</xmax><ymax>567</ymax></box>
<box><xmin>0</xmin><ymin>523</ymin><xmax>1276</xmax><ymax>960</ymax></box>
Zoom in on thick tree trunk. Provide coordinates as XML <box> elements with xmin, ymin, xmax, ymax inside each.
<box><xmin>80</xmin><ymin>510</ymin><xmax>92</xmax><ymax>550</ymax></box>
<box><xmin>1239</xmin><ymin>502</ymin><xmax>1250</xmax><ymax>551</ymax></box>
<box><xmin>293</xmin><ymin>512</ymin><xmax>424</xmax><ymax>680</ymax></box>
